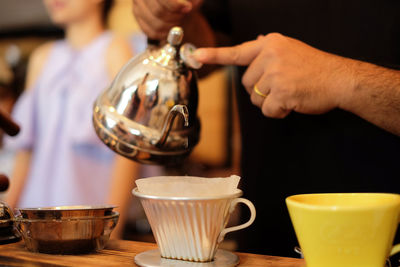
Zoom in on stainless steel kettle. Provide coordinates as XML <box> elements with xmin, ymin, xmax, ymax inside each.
<box><xmin>93</xmin><ymin>27</ymin><xmax>201</xmax><ymax>165</ymax></box>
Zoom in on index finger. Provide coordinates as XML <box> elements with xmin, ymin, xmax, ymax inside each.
<box><xmin>193</xmin><ymin>39</ymin><xmax>263</xmax><ymax>66</ymax></box>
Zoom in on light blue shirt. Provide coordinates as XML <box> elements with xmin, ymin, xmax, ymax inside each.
<box><xmin>7</xmin><ymin>32</ymin><xmax>119</xmax><ymax>207</ymax></box>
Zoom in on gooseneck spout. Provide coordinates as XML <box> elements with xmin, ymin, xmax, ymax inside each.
<box><xmin>156</xmin><ymin>104</ymin><xmax>189</xmax><ymax>148</ymax></box>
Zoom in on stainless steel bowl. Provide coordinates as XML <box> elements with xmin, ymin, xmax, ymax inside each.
<box><xmin>14</xmin><ymin>211</ymin><xmax>119</xmax><ymax>254</ymax></box>
<box><xmin>17</xmin><ymin>205</ymin><xmax>116</xmax><ymax>219</ymax></box>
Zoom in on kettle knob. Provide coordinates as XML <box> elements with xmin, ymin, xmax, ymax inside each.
<box><xmin>166</xmin><ymin>26</ymin><xmax>203</xmax><ymax>69</ymax></box>
<box><xmin>167</xmin><ymin>27</ymin><xmax>184</xmax><ymax>46</ymax></box>
<box><xmin>180</xmin><ymin>43</ymin><xmax>203</xmax><ymax>69</ymax></box>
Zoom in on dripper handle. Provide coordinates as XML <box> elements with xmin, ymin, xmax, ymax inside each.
<box><xmin>217</xmin><ymin>198</ymin><xmax>256</xmax><ymax>243</ymax></box>
<box><xmin>155</xmin><ymin>104</ymin><xmax>189</xmax><ymax>148</ymax></box>
<box><xmin>147</xmin><ymin>27</ymin><xmax>184</xmax><ymax>48</ymax></box>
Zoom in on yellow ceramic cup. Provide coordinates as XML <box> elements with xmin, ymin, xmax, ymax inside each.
<box><xmin>286</xmin><ymin>193</ymin><xmax>400</xmax><ymax>267</ymax></box>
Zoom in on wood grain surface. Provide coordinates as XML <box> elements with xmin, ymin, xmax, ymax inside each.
<box><xmin>0</xmin><ymin>239</ymin><xmax>305</xmax><ymax>267</ymax></box>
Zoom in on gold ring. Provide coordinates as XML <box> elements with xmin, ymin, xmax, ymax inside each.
<box><xmin>253</xmin><ymin>85</ymin><xmax>268</xmax><ymax>98</ymax></box>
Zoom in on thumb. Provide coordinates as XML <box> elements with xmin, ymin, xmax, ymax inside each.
<box><xmin>193</xmin><ymin>39</ymin><xmax>263</xmax><ymax>66</ymax></box>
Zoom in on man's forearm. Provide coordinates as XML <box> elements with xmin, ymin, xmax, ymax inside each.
<box><xmin>340</xmin><ymin>59</ymin><xmax>400</xmax><ymax>136</ymax></box>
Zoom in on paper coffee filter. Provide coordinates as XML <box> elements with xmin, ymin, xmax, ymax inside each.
<box><xmin>135</xmin><ymin>175</ymin><xmax>240</xmax><ymax>197</ymax></box>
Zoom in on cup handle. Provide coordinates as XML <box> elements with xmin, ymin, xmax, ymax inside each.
<box><xmin>217</xmin><ymin>198</ymin><xmax>256</xmax><ymax>243</ymax></box>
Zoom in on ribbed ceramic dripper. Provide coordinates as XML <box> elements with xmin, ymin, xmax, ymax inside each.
<box><xmin>133</xmin><ymin>188</ymin><xmax>256</xmax><ymax>262</ymax></box>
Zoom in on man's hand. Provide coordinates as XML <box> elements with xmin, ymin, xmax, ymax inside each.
<box><xmin>132</xmin><ymin>0</ymin><xmax>203</xmax><ymax>40</ymax></box>
<box><xmin>194</xmin><ymin>33</ymin><xmax>355</xmax><ymax>118</ymax></box>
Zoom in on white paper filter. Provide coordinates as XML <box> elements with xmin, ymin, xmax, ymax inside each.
<box><xmin>135</xmin><ymin>175</ymin><xmax>240</xmax><ymax>197</ymax></box>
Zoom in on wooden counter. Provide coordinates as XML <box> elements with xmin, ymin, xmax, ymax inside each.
<box><xmin>0</xmin><ymin>240</ymin><xmax>305</xmax><ymax>266</ymax></box>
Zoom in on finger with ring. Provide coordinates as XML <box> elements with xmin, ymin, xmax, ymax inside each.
<box><xmin>253</xmin><ymin>85</ymin><xmax>269</xmax><ymax>98</ymax></box>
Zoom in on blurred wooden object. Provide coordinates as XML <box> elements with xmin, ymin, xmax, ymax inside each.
<box><xmin>0</xmin><ymin>174</ymin><xmax>9</xmax><ymax>192</ymax></box>
<box><xmin>0</xmin><ymin>103</ymin><xmax>18</xmax><ymax>193</ymax></box>
<box><xmin>0</xmin><ymin>108</ymin><xmax>19</xmax><ymax>137</ymax></box>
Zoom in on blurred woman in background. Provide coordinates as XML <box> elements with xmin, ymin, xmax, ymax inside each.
<box><xmin>0</xmin><ymin>55</ymin><xmax>24</xmax><ymax>181</ymax></box>
<box><xmin>5</xmin><ymin>0</ymin><xmax>139</xmax><ymax>237</ymax></box>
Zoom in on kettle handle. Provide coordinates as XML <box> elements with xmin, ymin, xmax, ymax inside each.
<box><xmin>155</xmin><ymin>104</ymin><xmax>189</xmax><ymax>148</ymax></box>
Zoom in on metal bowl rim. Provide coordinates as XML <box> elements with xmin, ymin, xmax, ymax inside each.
<box><xmin>132</xmin><ymin>187</ymin><xmax>243</xmax><ymax>200</ymax></box>
<box><xmin>17</xmin><ymin>205</ymin><xmax>116</xmax><ymax>212</ymax></box>
<box><xmin>14</xmin><ymin>211</ymin><xmax>119</xmax><ymax>222</ymax></box>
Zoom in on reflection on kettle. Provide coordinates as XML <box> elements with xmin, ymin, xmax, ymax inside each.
<box><xmin>93</xmin><ymin>27</ymin><xmax>201</xmax><ymax>165</ymax></box>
